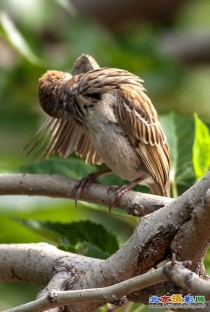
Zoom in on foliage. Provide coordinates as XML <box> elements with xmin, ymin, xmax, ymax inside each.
<box><xmin>160</xmin><ymin>113</ymin><xmax>195</xmax><ymax>197</ymax></box>
<box><xmin>193</xmin><ymin>115</ymin><xmax>210</xmax><ymax>179</ymax></box>
<box><xmin>19</xmin><ymin>157</ymin><xmax>96</xmax><ymax>178</ymax></box>
<box><xmin>16</xmin><ymin>219</ymin><xmax>119</xmax><ymax>259</ymax></box>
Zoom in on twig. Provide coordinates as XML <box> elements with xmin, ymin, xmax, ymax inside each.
<box><xmin>2</xmin><ymin>262</ymin><xmax>169</xmax><ymax>312</ymax></box>
<box><xmin>164</xmin><ymin>261</ymin><xmax>210</xmax><ymax>296</ymax></box>
<box><xmin>4</xmin><ymin>260</ymin><xmax>210</xmax><ymax>312</ymax></box>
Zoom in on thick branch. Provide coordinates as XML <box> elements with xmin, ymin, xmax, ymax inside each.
<box><xmin>3</xmin><ymin>264</ymin><xmax>167</xmax><ymax>312</ymax></box>
<box><xmin>0</xmin><ymin>173</ymin><xmax>172</xmax><ymax>217</ymax></box>
<box><xmin>129</xmin><ymin>185</ymin><xmax>210</xmax><ymax>305</ymax></box>
<box><xmin>0</xmin><ymin>243</ymin><xmax>101</xmax><ymax>284</ymax></box>
<box><xmin>1</xmin><ymin>172</ymin><xmax>210</xmax><ymax>311</ymax></box>
<box><xmin>69</xmin><ymin>172</ymin><xmax>210</xmax><ymax>311</ymax></box>
<box><xmin>4</xmin><ymin>261</ymin><xmax>210</xmax><ymax>312</ymax></box>
<box><xmin>171</xmin><ymin>188</ymin><xmax>210</xmax><ymax>273</ymax></box>
<box><xmin>159</xmin><ymin>29</ymin><xmax>210</xmax><ymax>64</ymax></box>
<box><xmin>71</xmin><ymin>0</ymin><xmax>187</xmax><ymax>30</ymax></box>
<box><xmin>165</xmin><ymin>260</ymin><xmax>210</xmax><ymax>296</ymax></box>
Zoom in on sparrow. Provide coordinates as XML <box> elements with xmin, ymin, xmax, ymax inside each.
<box><xmin>25</xmin><ymin>54</ymin><xmax>170</xmax><ymax>205</ymax></box>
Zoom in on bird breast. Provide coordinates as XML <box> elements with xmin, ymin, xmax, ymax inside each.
<box><xmin>83</xmin><ymin>94</ymin><xmax>144</xmax><ymax>182</ymax></box>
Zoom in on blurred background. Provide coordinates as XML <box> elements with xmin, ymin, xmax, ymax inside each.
<box><xmin>0</xmin><ymin>0</ymin><xmax>210</xmax><ymax>310</ymax></box>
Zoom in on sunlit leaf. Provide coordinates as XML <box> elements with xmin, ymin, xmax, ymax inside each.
<box><xmin>193</xmin><ymin>115</ymin><xmax>210</xmax><ymax>180</ymax></box>
<box><xmin>160</xmin><ymin>113</ymin><xmax>195</xmax><ymax>197</ymax></box>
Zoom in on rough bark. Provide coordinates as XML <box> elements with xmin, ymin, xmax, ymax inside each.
<box><xmin>0</xmin><ymin>172</ymin><xmax>210</xmax><ymax>311</ymax></box>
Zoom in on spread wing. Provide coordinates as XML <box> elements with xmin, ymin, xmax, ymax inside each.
<box><xmin>24</xmin><ymin>115</ymin><xmax>103</xmax><ymax>165</ymax></box>
<box><xmin>115</xmin><ymin>85</ymin><xmax>170</xmax><ymax>195</ymax></box>
<box><xmin>24</xmin><ymin>54</ymin><xmax>103</xmax><ymax>165</ymax></box>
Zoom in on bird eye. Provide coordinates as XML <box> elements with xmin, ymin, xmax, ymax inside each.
<box><xmin>57</xmin><ymin>99</ymin><xmax>67</xmax><ymax>112</ymax></box>
<box><xmin>59</xmin><ymin>99</ymin><xmax>63</xmax><ymax>106</ymax></box>
<box><xmin>85</xmin><ymin>93</ymin><xmax>101</xmax><ymax>101</ymax></box>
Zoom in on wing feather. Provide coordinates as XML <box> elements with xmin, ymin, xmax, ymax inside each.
<box><xmin>115</xmin><ymin>86</ymin><xmax>170</xmax><ymax>194</ymax></box>
<box><xmin>25</xmin><ymin>54</ymin><xmax>104</xmax><ymax>165</ymax></box>
<box><xmin>24</xmin><ymin>116</ymin><xmax>103</xmax><ymax>165</ymax></box>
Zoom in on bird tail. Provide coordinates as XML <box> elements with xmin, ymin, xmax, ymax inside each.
<box><xmin>149</xmin><ymin>180</ymin><xmax>170</xmax><ymax>198</ymax></box>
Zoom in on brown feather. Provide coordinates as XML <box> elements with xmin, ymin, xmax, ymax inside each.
<box><xmin>115</xmin><ymin>85</ymin><xmax>170</xmax><ymax>196</ymax></box>
<box><xmin>25</xmin><ymin>116</ymin><xmax>103</xmax><ymax>165</ymax></box>
<box><xmin>25</xmin><ymin>56</ymin><xmax>170</xmax><ymax>197</ymax></box>
<box><xmin>25</xmin><ymin>54</ymin><xmax>103</xmax><ymax>165</ymax></box>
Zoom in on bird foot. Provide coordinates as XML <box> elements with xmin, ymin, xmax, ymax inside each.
<box><xmin>74</xmin><ymin>169</ymin><xmax>112</xmax><ymax>207</ymax></box>
<box><xmin>108</xmin><ymin>177</ymin><xmax>143</xmax><ymax>212</ymax></box>
<box><xmin>74</xmin><ymin>173</ymin><xmax>98</xmax><ymax>207</ymax></box>
<box><xmin>108</xmin><ymin>183</ymin><xmax>132</xmax><ymax>212</ymax></box>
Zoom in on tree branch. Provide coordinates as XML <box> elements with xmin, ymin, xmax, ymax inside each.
<box><xmin>159</xmin><ymin>29</ymin><xmax>210</xmax><ymax>64</ymax></box>
<box><xmin>164</xmin><ymin>260</ymin><xmax>210</xmax><ymax>296</ymax></box>
<box><xmin>0</xmin><ymin>173</ymin><xmax>172</xmax><ymax>217</ymax></box>
<box><xmin>2</xmin><ymin>263</ymin><xmax>167</xmax><ymax>312</ymax></box>
<box><xmin>1</xmin><ymin>172</ymin><xmax>210</xmax><ymax>311</ymax></box>
<box><xmin>4</xmin><ymin>265</ymin><xmax>165</xmax><ymax>311</ymax></box>
<box><xmin>171</xmin><ymin>188</ymin><xmax>210</xmax><ymax>274</ymax></box>
<box><xmin>0</xmin><ymin>243</ymin><xmax>101</xmax><ymax>284</ymax></box>
<box><xmin>4</xmin><ymin>260</ymin><xmax>210</xmax><ymax>312</ymax></box>
<box><xmin>56</xmin><ymin>172</ymin><xmax>210</xmax><ymax>311</ymax></box>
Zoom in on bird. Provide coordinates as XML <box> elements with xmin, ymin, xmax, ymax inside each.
<box><xmin>25</xmin><ymin>55</ymin><xmax>170</xmax><ymax>206</ymax></box>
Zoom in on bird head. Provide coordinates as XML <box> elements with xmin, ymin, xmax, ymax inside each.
<box><xmin>38</xmin><ymin>68</ymin><xmax>144</xmax><ymax>123</ymax></box>
<box><xmin>39</xmin><ymin>70</ymin><xmax>74</xmax><ymax>119</ymax></box>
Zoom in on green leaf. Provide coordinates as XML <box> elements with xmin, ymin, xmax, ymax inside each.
<box><xmin>16</xmin><ymin>219</ymin><xmax>119</xmax><ymax>259</ymax></box>
<box><xmin>18</xmin><ymin>157</ymin><xmax>97</xmax><ymax>179</ymax></box>
<box><xmin>193</xmin><ymin>115</ymin><xmax>210</xmax><ymax>179</ymax></box>
<box><xmin>160</xmin><ymin>113</ymin><xmax>195</xmax><ymax>197</ymax></box>
<box><xmin>0</xmin><ymin>13</ymin><xmax>43</xmax><ymax>66</ymax></box>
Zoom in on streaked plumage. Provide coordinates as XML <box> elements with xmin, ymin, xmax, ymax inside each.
<box><xmin>25</xmin><ymin>54</ymin><xmax>170</xmax><ymax>197</ymax></box>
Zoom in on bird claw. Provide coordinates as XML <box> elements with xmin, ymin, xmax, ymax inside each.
<box><xmin>108</xmin><ymin>184</ymin><xmax>131</xmax><ymax>212</ymax></box>
<box><xmin>74</xmin><ymin>173</ymin><xmax>97</xmax><ymax>207</ymax></box>
<box><xmin>74</xmin><ymin>169</ymin><xmax>112</xmax><ymax>207</ymax></box>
